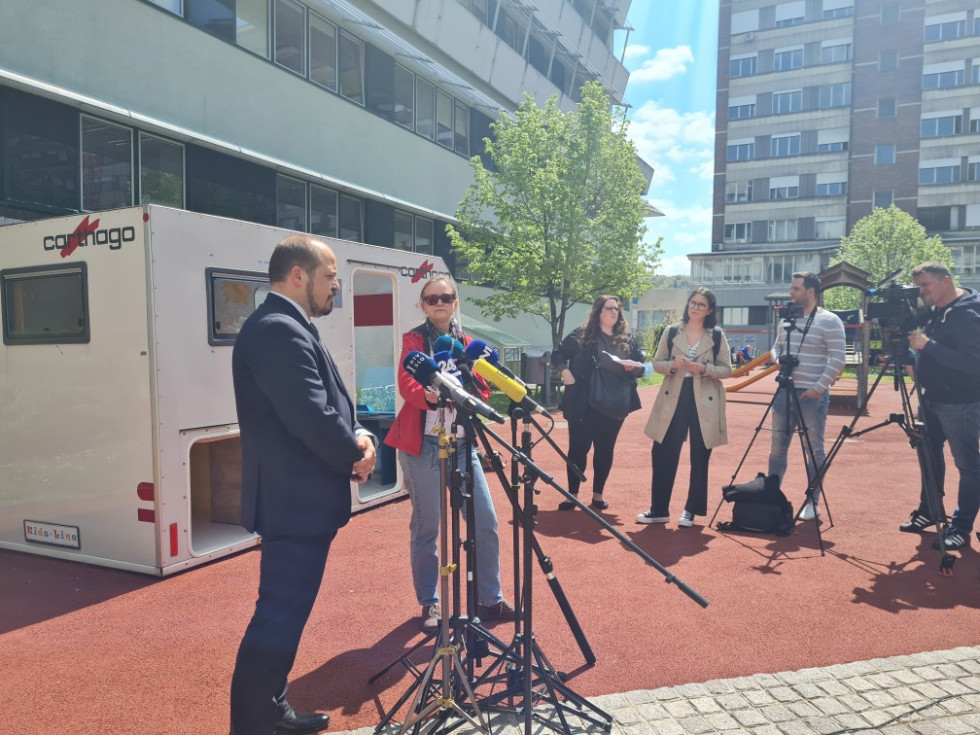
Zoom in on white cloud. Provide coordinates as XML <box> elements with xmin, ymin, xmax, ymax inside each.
<box><xmin>628</xmin><ymin>46</ymin><xmax>695</xmax><ymax>83</ymax></box>
<box><xmin>657</xmin><ymin>254</ymin><xmax>694</xmax><ymax>276</ymax></box>
<box><xmin>627</xmin><ymin>101</ymin><xmax>715</xmax><ymax>180</ymax></box>
<box><xmin>623</xmin><ymin>44</ymin><xmax>651</xmax><ymax>60</ymax></box>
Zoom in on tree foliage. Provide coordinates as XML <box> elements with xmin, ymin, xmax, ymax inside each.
<box><xmin>824</xmin><ymin>205</ymin><xmax>952</xmax><ymax>311</ymax></box>
<box><xmin>448</xmin><ymin>81</ymin><xmax>660</xmax><ymax>348</ymax></box>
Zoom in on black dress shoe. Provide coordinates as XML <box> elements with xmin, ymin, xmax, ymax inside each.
<box><xmin>558</xmin><ymin>498</ymin><xmax>578</xmax><ymax>510</ymax></box>
<box><xmin>590</xmin><ymin>498</ymin><xmax>608</xmax><ymax>511</ymax></box>
<box><xmin>275</xmin><ymin>710</ymin><xmax>331</xmax><ymax>734</ymax></box>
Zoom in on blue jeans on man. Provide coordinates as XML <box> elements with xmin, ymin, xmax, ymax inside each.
<box><xmin>768</xmin><ymin>387</ymin><xmax>830</xmax><ymax>502</ymax></box>
<box><xmin>922</xmin><ymin>399</ymin><xmax>980</xmax><ymax>535</ymax></box>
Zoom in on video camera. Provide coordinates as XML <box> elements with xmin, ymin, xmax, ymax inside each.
<box><xmin>775</xmin><ymin>304</ymin><xmax>805</xmax><ymax>321</ymax></box>
<box><xmin>865</xmin><ymin>283</ymin><xmax>929</xmax><ymax>363</ymax></box>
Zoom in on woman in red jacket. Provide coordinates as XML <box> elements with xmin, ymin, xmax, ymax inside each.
<box><xmin>385</xmin><ymin>277</ymin><xmax>515</xmax><ymax>632</ymax></box>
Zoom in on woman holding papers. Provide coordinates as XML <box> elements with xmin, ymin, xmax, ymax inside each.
<box><xmin>637</xmin><ymin>287</ymin><xmax>732</xmax><ymax>528</ymax></box>
<box><xmin>552</xmin><ymin>295</ymin><xmax>645</xmax><ymax>512</ymax></box>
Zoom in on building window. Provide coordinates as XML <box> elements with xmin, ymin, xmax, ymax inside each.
<box><xmin>969</xmin><ymin>162</ymin><xmax>980</xmax><ymax>182</ymax></box>
<box><xmin>276</xmin><ymin>175</ymin><xmax>306</xmax><ymax>230</ymax></box>
<box><xmin>139</xmin><ymin>134</ymin><xmax>184</xmax><ymax>208</ymax></box>
<box><xmin>186</xmin><ymin>0</ymin><xmax>235</xmax><ymax>42</ymax></box>
<box><xmin>973</xmin><ymin>117</ymin><xmax>980</xmax><ymax>134</ymax></box>
<box><xmin>81</xmin><ymin>116</ymin><xmax>132</xmax><ymax>211</ymax></box>
<box><xmin>726</xmin><ymin>141</ymin><xmax>755</xmax><ymax>162</ymax></box>
<box><xmin>435</xmin><ymin>91</ymin><xmax>454</xmax><ymax>149</ymax></box>
<box><xmin>310</xmin><ymin>184</ymin><xmax>337</xmax><ymax>237</ymax></box>
<box><xmin>816</xmin><ymin>180</ymin><xmax>847</xmax><ymax>196</ymax></box>
<box><xmin>309</xmin><ymin>13</ymin><xmax>337</xmax><ymax>91</ymax></box>
<box><xmin>415</xmin><ymin>217</ymin><xmax>434</xmax><ymax>254</ymax></box>
<box><xmin>767</xmin><ymin>219</ymin><xmax>798</xmax><ymax>242</ymax></box>
<box><xmin>393</xmin><ymin>65</ymin><xmax>415</xmax><ymax>129</ymax></box>
<box><xmin>921</xmin><ymin>115</ymin><xmax>962</xmax><ymax>138</ymax></box>
<box><xmin>454</xmin><ymin>101</ymin><xmax>469</xmax><ymax>155</ymax></box>
<box><xmin>924</xmin><ymin>20</ymin><xmax>965</xmax><ymax>42</ymax></box>
<box><xmin>881</xmin><ymin>3</ymin><xmax>899</xmax><ymax>24</ymax></box>
<box><xmin>918</xmin><ymin>206</ymin><xmax>951</xmax><ymax>231</ymax></box>
<box><xmin>823</xmin><ymin>4</ymin><xmax>853</xmax><ymax>20</ymax></box>
<box><xmin>923</xmin><ymin>69</ymin><xmax>964</xmax><ymax>90</ymax></box>
<box><xmin>770</xmin><ymin>134</ymin><xmax>800</xmax><ymax>158</ymax></box>
<box><xmin>338</xmin><ymin>194</ymin><xmax>362</xmax><ymax>241</ymax></box>
<box><xmin>338</xmin><ymin>30</ymin><xmax>364</xmax><ymax>105</ymax></box>
<box><xmin>769</xmin><ymin>178</ymin><xmax>799</xmax><ymax>200</ymax></box>
<box><xmin>728</xmin><ymin>102</ymin><xmax>756</xmax><ymax>120</ymax></box>
<box><xmin>919</xmin><ymin>163</ymin><xmax>961</xmax><ymax>185</ymax></box>
<box><xmin>874</xmin><ymin>144</ymin><xmax>896</xmax><ymax>165</ymax></box>
<box><xmin>274</xmin><ymin>0</ymin><xmax>306</xmax><ymax>76</ymax></box>
<box><xmin>416</xmin><ymin>78</ymin><xmax>435</xmax><ymax>140</ymax></box>
<box><xmin>877</xmin><ymin>98</ymin><xmax>896</xmax><ymax>119</ymax></box>
<box><xmin>730</xmin><ymin>56</ymin><xmax>757</xmax><ymax>78</ymax></box>
<box><xmin>148</xmin><ymin>0</ymin><xmax>182</xmax><ymax>13</ymax></box>
<box><xmin>775</xmin><ymin>1</ymin><xmax>804</xmax><ymax>27</ymax></box>
<box><xmin>724</xmin><ymin>223</ymin><xmax>752</xmax><ymax>243</ymax></box>
<box><xmin>973</xmin><ymin>64</ymin><xmax>980</xmax><ymax>85</ymax></box>
<box><xmin>236</xmin><ymin>0</ymin><xmax>269</xmax><ymax>57</ymax></box>
<box><xmin>725</xmin><ymin>181</ymin><xmax>753</xmax><ymax>203</ymax></box>
<box><xmin>815</xmin><ymin>218</ymin><xmax>845</xmax><ymax>239</ymax></box>
<box><xmin>1</xmin><ymin>263</ymin><xmax>90</xmax><ymax>345</ymax></box>
<box><xmin>772</xmin><ymin>90</ymin><xmax>802</xmax><ymax>115</ymax></box>
<box><xmin>774</xmin><ymin>48</ymin><xmax>803</xmax><ymax>72</ymax></box>
<box><xmin>393</xmin><ymin>210</ymin><xmax>413</xmax><ymax>251</ymax></box>
<box><xmin>821</xmin><ymin>42</ymin><xmax>852</xmax><ymax>64</ymax></box>
<box><xmin>186</xmin><ymin>145</ymin><xmax>276</xmax><ymax>225</ymax></box>
<box><xmin>879</xmin><ymin>50</ymin><xmax>899</xmax><ymax>72</ymax></box>
<box><xmin>818</xmin><ymin>82</ymin><xmax>851</xmax><ymax>108</ymax></box>
<box><xmin>873</xmin><ymin>190</ymin><xmax>894</xmax><ymax>209</ymax></box>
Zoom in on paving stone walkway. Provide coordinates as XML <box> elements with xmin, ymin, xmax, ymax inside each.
<box><xmin>346</xmin><ymin>645</ymin><xmax>980</xmax><ymax>735</ymax></box>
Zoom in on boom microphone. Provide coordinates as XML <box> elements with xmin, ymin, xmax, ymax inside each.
<box><xmin>402</xmin><ymin>350</ymin><xmax>504</xmax><ymax>424</ymax></box>
<box><xmin>471</xmin><ymin>358</ymin><xmax>553</xmax><ymax>420</ymax></box>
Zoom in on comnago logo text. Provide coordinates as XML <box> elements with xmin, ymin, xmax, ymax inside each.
<box><xmin>43</xmin><ymin>215</ymin><xmax>137</xmax><ymax>258</ymax></box>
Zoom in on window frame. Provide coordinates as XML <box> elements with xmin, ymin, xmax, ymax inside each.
<box><xmin>1</xmin><ymin>262</ymin><xmax>91</xmax><ymax>345</ymax></box>
<box><xmin>206</xmin><ymin>267</ymin><xmax>270</xmax><ymax>345</ymax></box>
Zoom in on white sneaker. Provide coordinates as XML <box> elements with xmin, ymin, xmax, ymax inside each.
<box><xmin>678</xmin><ymin>510</ymin><xmax>695</xmax><ymax>527</ymax></box>
<box><xmin>799</xmin><ymin>501</ymin><xmax>817</xmax><ymax>520</ymax></box>
<box><xmin>636</xmin><ymin>511</ymin><xmax>669</xmax><ymax>524</ymax></box>
<box><xmin>421</xmin><ymin>603</ymin><xmax>440</xmax><ymax>633</ymax></box>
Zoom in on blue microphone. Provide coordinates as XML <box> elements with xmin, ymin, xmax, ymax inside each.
<box><xmin>402</xmin><ymin>351</ymin><xmax>504</xmax><ymax>424</ymax></box>
<box><xmin>465</xmin><ymin>339</ymin><xmax>526</xmax><ymax>386</ymax></box>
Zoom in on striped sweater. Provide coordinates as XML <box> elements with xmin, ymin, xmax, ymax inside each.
<box><xmin>771</xmin><ymin>307</ymin><xmax>846</xmax><ymax>394</ymax></box>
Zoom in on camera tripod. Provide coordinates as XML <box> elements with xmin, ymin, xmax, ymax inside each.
<box><xmin>811</xmin><ymin>351</ymin><xmax>953</xmax><ymax>574</ymax></box>
<box><xmin>711</xmin><ymin>313</ymin><xmax>834</xmax><ymax>552</ymax></box>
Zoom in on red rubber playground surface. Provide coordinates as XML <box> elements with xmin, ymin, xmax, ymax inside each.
<box><xmin>4</xmin><ymin>376</ymin><xmax>980</xmax><ymax>735</ymax></box>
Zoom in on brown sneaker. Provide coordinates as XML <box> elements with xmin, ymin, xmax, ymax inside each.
<box><xmin>421</xmin><ymin>603</ymin><xmax>440</xmax><ymax>633</ymax></box>
<box><xmin>477</xmin><ymin>600</ymin><xmax>518</xmax><ymax>622</ymax></box>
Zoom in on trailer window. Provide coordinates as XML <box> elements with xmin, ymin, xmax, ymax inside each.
<box><xmin>207</xmin><ymin>269</ymin><xmax>269</xmax><ymax>344</ymax></box>
<box><xmin>1</xmin><ymin>263</ymin><xmax>90</xmax><ymax>345</ymax></box>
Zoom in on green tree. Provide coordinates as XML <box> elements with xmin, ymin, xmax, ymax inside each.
<box><xmin>448</xmin><ymin>81</ymin><xmax>660</xmax><ymax>348</ymax></box>
<box><xmin>824</xmin><ymin>205</ymin><xmax>953</xmax><ymax>310</ymax></box>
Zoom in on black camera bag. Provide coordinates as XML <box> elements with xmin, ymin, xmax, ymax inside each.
<box><xmin>717</xmin><ymin>473</ymin><xmax>794</xmax><ymax>536</ymax></box>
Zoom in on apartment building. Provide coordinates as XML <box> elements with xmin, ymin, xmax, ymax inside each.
<box><xmin>0</xmin><ymin>0</ymin><xmax>636</xmax><ymax>347</ymax></box>
<box><xmin>702</xmin><ymin>0</ymin><xmax>980</xmax><ymax>339</ymax></box>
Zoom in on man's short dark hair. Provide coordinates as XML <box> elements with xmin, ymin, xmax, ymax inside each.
<box><xmin>910</xmin><ymin>261</ymin><xmax>952</xmax><ymax>281</ymax></box>
<box><xmin>792</xmin><ymin>271</ymin><xmax>821</xmax><ymax>296</ymax></box>
<box><xmin>268</xmin><ymin>235</ymin><xmax>327</xmax><ymax>283</ymax></box>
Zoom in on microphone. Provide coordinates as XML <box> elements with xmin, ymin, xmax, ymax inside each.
<box><xmin>471</xmin><ymin>358</ymin><xmax>553</xmax><ymax>420</ymax></box>
<box><xmin>435</xmin><ymin>335</ymin><xmax>471</xmax><ymax>366</ymax></box>
<box><xmin>464</xmin><ymin>340</ymin><xmax>525</xmax><ymax>385</ymax></box>
<box><xmin>402</xmin><ymin>351</ymin><xmax>504</xmax><ymax>424</ymax></box>
<box><xmin>432</xmin><ymin>350</ymin><xmax>461</xmax><ymax>379</ymax></box>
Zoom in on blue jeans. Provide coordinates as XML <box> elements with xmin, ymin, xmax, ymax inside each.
<box><xmin>768</xmin><ymin>388</ymin><xmax>829</xmax><ymax>502</ymax></box>
<box><xmin>922</xmin><ymin>399</ymin><xmax>980</xmax><ymax>534</ymax></box>
<box><xmin>400</xmin><ymin>434</ymin><xmax>502</xmax><ymax>607</ymax></box>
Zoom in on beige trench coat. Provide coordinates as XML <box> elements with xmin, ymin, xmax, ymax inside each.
<box><xmin>643</xmin><ymin>324</ymin><xmax>733</xmax><ymax>449</ymax></box>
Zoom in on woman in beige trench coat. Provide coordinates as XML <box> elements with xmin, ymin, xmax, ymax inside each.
<box><xmin>637</xmin><ymin>287</ymin><xmax>732</xmax><ymax>527</ymax></box>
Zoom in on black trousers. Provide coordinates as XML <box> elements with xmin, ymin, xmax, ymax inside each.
<box><xmin>650</xmin><ymin>380</ymin><xmax>712</xmax><ymax>516</ymax></box>
<box><xmin>567</xmin><ymin>405</ymin><xmax>625</xmax><ymax>496</ymax></box>
<box><xmin>230</xmin><ymin>530</ymin><xmax>336</xmax><ymax>735</ymax></box>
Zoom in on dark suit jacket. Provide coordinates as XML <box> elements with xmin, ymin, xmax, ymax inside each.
<box><xmin>233</xmin><ymin>293</ymin><xmax>366</xmax><ymax>537</ymax></box>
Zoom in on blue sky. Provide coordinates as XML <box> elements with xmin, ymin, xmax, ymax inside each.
<box><xmin>620</xmin><ymin>1</ymin><xmax>720</xmax><ymax>275</ymax></box>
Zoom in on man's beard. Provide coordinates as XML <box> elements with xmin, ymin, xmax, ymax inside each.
<box><xmin>307</xmin><ymin>280</ymin><xmax>334</xmax><ymax>317</ymax></box>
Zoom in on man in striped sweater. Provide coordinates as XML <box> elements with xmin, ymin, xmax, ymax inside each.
<box><xmin>768</xmin><ymin>272</ymin><xmax>846</xmax><ymax>520</ymax></box>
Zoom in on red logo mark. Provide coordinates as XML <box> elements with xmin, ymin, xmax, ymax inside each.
<box><xmin>60</xmin><ymin>215</ymin><xmax>101</xmax><ymax>259</ymax></box>
<box><xmin>411</xmin><ymin>259</ymin><xmax>434</xmax><ymax>284</ymax></box>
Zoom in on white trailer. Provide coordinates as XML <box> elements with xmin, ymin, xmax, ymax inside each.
<box><xmin>0</xmin><ymin>205</ymin><xmax>452</xmax><ymax>575</ymax></box>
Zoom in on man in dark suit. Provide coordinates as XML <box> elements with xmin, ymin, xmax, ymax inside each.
<box><xmin>230</xmin><ymin>235</ymin><xmax>376</xmax><ymax>735</ymax></box>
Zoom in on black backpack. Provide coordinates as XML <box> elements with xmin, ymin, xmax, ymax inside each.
<box><xmin>666</xmin><ymin>325</ymin><xmax>722</xmax><ymax>362</ymax></box>
<box><xmin>717</xmin><ymin>473</ymin><xmax>795</xmax><ymax>536</ymax></box>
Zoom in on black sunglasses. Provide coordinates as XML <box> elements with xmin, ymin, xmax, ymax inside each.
<box><xmin>422</xmin><ymin>293</ymin><xmax>456</xmax><ymax>306</ymax></box>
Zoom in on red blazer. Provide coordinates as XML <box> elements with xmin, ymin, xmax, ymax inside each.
<box><xmin>384</xmin><ymin>329</ymin><xmax>490</xmax><ymax>456</ymax></box>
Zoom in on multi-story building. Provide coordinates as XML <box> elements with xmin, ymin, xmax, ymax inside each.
<box><xmin>0</xmin><ymin>0</ymin><xmax>639</xmax><ymax>344</ymax></box>
<box><xmin>701</xmin><ymin>0</ymin><xmax>980</xmax><ymax>343</ymax></box>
